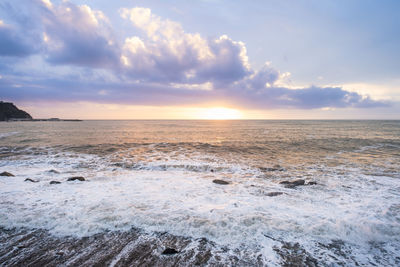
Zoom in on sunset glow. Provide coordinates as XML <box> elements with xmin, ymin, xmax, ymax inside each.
<box><xmin>196</xmin><ymin>107</ymin><xmax>243</xmax><ymax>120</ymax></box>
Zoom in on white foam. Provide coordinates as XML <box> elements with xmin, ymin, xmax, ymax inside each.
<box><xmin>0</xmin><ymin>131</ymin><xmax>19</xmax><ymax>139</ymax></box>
<box><xmin>0</xmin><ymin>149</ymin><xmax>399</xmax><ymax>264</ymax></box>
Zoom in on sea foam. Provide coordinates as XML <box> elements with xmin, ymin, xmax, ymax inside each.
<box><xmin>1</xmin><ymin>147</ymin><xmax>399</xmax><ymax>265</ymax></box>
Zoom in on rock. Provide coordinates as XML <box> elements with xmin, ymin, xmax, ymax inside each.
<box><xmin>67</xmin><ymin>176</ymin><xmax>85</xmax><ymax>182</ymax></box>
<box><xmin>212</xmin><ymin>179</ymin><xmax>229</xmax><ymax>185</ymax></box>
<box><xmin>0</xmin><ymin>228</ymin><xmax>253</xmax><ymax>266</ymax></box>
<box><xmin>113</xmin><ymin>163</ymin><xmax>124</xmax><ymax>167</ymax></box>
<box><xmin>266</xmin><ymin>192</ymin><xmax>284</xmax><ymax>197</ymax></box>
<box><xmin>162</xmin><ymin>248</ymin><xmax>179</xmax><ymax>255</ymax></box>
<box><xmin>259</xmin><ymin>166</ymin><xmax>284</xmax><ymax>172</ymax></box>
<box><xmin>0</xmin><ymin>101</ymin><xmax>32</xmax><ymax>121</ymax></box>
<box><xmin>307</xmin><ymin>181</ymin><xmax>317</xmax><ymax>185</ymax></box>
<box><xmin>50</xmin><ymin>181</ymin><xmax>61</xmax><ymax>185</ymax></box>
<box><xmin>289</xmin><ymin>179</ymin><xmax>305</xmax><ymax>187</ymax></box>
<box><xmin>280</xmin><ymin>179</ymin><xmax>305</xmax><ymax>188</ymax></box>
<box><xmin>24</xmin><ymin>178</ymin><xmax>38</xmax><ymax>183</ymax></box>
<box><xmin>0</xmin><ymin>171</ymin><xmax>15</xmax><ymax>177</ymax></box>
<box><xmin>273</xmin><ymin>241</ymin><xmax>318</xmax><ymax>266</ymax></box>
<box><xmin>48</xmin><ymin>169</ymin><xmax>60</xmax><ymax>174</ymax></box>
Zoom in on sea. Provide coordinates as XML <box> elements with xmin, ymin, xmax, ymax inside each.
<box><xmin>0</xmin><ymin>120</ymin><xmax>399</xmax><ymax>266</ymax></box>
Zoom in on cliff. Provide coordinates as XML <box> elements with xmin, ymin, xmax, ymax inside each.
<box><xmin>0</xmin><ymin>101</ymin><xmax>33</xmax><ymax>121</ymax></box>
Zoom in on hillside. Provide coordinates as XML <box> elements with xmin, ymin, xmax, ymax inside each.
<box><xmin>0</xmin><ymin>102</ymin><xmax>32</xmax><ymax>121</ymax></box>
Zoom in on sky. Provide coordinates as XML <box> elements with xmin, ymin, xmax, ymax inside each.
<box><xmin>0</xmin><ymin>0</ymin><xmax>399</xmax><ymax>119</ymax></box>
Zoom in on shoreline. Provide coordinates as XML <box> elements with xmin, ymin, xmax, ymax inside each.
<box><xmin>2</xmin><ymin>226</ymin><xmax>389</xmax><ymax>266</ymax></box>
<box><xmin>0</xmin><ymin>227</ymin><xmax>266</xmax><ymax>266</ymax></box>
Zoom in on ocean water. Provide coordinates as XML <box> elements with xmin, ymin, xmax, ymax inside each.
<box><xmin>0</xmin><ymin>120</ymin><xmax>399</xmax><ymax>265</ymax></box>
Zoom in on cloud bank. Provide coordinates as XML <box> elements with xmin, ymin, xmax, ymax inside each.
<box><xmin>0</xmin><ymin>0</ymin><xmax>389</xmax><ymax>109</ymax></box>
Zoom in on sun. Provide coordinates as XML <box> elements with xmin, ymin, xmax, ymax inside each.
<box><xmin>197</xmin><ymin>107</ymin><xmax>243</xmax><ymax>120</ymax></box>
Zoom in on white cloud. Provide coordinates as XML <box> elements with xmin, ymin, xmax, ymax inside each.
<box><xmin>41</xmin><ymin>0</ymin><xmax>53</xmax><ymax>9</ymax></box>
<box><xmin>119</xmin><ymin>7</ymin><xmax>251</xmax><ymax>83</ymax></box>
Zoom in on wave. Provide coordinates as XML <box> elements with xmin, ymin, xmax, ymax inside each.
<box><xmin>0</xmin><ymin>136</ymin><xmax>399</xmax><ymax>265</ymax></box>
<box><xmin>0</xmin><ymin>131</ymin><xmax>19</xmax><ymax>139</ymax></box>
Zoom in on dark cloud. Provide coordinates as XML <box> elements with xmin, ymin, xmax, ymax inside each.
<box><xmin>228</xmin><ymin>64</ymin><xmax>389</xmax><ymax>109</ymax></box>
<box><xmin>0</xmin><ymin>0</ymin><xmax>40</xmax><ymax>57</ymax></box>
<box><xmin>0</xmin><ymin>24</ymin><xmax>35</xmax><ymax>57</ymax></box>
<box><xmin>231</xmin><ymin>86</ymin><xmax>389</xmax><ymax>109</ymax></box>
<box><xmin>0</xmin><ymin>73</ymin><xmax>389</xmax><ymax>110</ymax></box>
<box><xmin>39</xmin><ymin>1</ymin><xmax>120</xmax><ymax>68</ymax></box>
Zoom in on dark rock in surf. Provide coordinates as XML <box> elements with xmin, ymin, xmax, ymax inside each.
<box><xmin>280</xmin><ymin>179</ymin><xmax>305</xmax><ymax>188</ymax></box>
<box><xmin>50</xmin><ymin>181</ymin><xmax>61</xmax><ymax>185</ymax></box>
<box><xmin>67</xmin><ymin>176</ymin><xmax>85</xmax><ymax>182</ymax></box>
<box><xmin>48</xmin><ymin>169</ymin><xmax>60</xmax><ymax>174</ymax></box>
<box><xmin>0</xmin><ymin>171</ymin><xmax>15</xmax><ymax>177</ymax></box>
<box><xmin>307</xmin><ymin>181</ymin><xmax>317</xmax><ymax>185</ymax></box>
<box><xmin>25</xmin><ymin>178</ymin><xmax>38</xmax><ymax>183</ymax></box>
<box><xmin>290</xmin><ymin>179</ymin><xmax>305</xmax><ymax>186</ymax></box>
<box><xmin>113</xmin><ymin>163</ymin><xmax>124</xmax><ymax>167</ymax></box>
<box><xmin>212</xmin><ymin>179</ymin><xmax>229</xmax><ymax>185</ymax></box>
<box><xmin>162</xmin><ymin>248</ymin><xmax>179</xmax><ymax>255</ymax></box>
<box><xmin>259</xmin><ymin>165</ymin><xmax>285</xmax><ymax>172</ymax></box>
<box><xmin>266</xmin><ymin>192</ymin><xmax>284</xmax><ymax>197</ymax></box>
<box><xmin>279</xmin><ymin>180</ymin><xmax>297</xmax><ymax>184</ymax></box>
<box><xmin>273</xmin><ymin>241</ymin><xmax>318</xmax><ymax>266</ymax></box>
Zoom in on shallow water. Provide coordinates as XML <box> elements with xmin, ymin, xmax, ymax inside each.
<box><xmin>1</xmin><ymin>120</ymin><xmax>399</xmax><ymax>265</ymax></box>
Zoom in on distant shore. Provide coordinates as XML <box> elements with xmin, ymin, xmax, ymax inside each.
<box><xmin>1</xmin><ymin>102</ymin><xmax>82</xmax><ymax>122</ymax></box>
<box><xmin>6</xmin><ymin>118</ymin><xmax>82</xmax><ymax>122</ymax></box>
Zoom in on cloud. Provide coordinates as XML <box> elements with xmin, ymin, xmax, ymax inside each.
<box><xmin>0</xmin><ymin>1</ymin><xmax>391</xmax><ymax>111</ymax></box>
<box><xmin>0</xmin><ymin>0</ymin><xmax>45</xmax><ymax>57</ymax></box>
<box><xmin>120</xmin><ymin>7</ymin><xmax>251</xmax><ymax>83</ymax></box>
<box><xmin>0</xmin><ymin>72</ymin><xmax>388</xmax><ymax>110</ymax></box>
<box><xmin>229</xmin><ymin>63</ymin><xmax>388</xmax><ymax>109</ymax></box>
<box><xmin>0</xmin><ymin>2</ymin><xmax>38</xmax><ymax>57</ymax></box>
<box><xmin>237</xmin><ymin>63</ymin><xmax>280</xmax><ymax>90</ymax></box>
<box><xmin>0</xmin><ymin>19</ymin><xmax>37</xmax><ymax>57</ymax></box>
<box><xmin>38</xmin><ymin>1</ymin><xmax>119</xmax><ymax>68</ymax></box>
<box><xmin>233</xmin><ymin>85</ymin><xmax>389</xmax><ymax>109</ymax></box>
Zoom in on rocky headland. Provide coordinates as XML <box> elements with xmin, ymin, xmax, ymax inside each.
<box><xmin>0</xmin><ymin>101</ymin><xmax>81</xmax><ymax>121</ymax></box>
<box><xmin>0</xmin><ymin>101</ymin><xmax>32</xmax><ymax>121</ymax></box>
